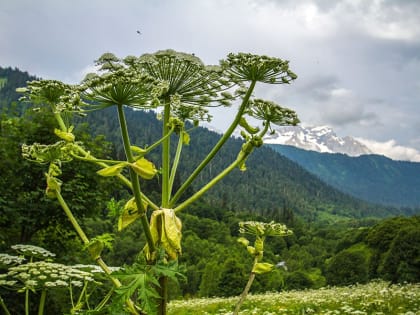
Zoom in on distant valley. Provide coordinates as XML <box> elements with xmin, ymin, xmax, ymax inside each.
<box><xmin>269</xmin><ymin>144</ymin><xmax>420</xmax><ymax>208</ymax></box>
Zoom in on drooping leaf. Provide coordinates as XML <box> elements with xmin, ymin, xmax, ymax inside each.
<box><xmin>144</xmin><ymin>209</ymin><xmax>182</xmax><ymax>260</ymax></box>
<box><xmin>96</xmin><ymin>162</ymin><xmax>126</xmax><ymax>177</ymax></box>
<box><xmin>118</xmin><ymin>198</ymin><xmax>148</xmax><ymax>231</ymax></box>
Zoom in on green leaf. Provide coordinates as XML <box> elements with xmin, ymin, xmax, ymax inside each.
<box><xmin>252</xmin><ymin>262</ymin><xmax>274</xmax><ymax>274</ymax></box>
<box><xmin>86</xmin><ymin>239</ymin><xmax>104</xmax><ymax>260</ymax></box>
<box><xmin>237</xmin><ymin>237</ymin><xmax>249</xmax><ymax>247</ymax></box>
<box><xmin>113</xmin><ymin>264</ymin><xmax>161</xmax><ymax>315</ymax></box>
<box><xmin>130</xmin><ymin>158</ymin><xmax>157</xmax><ymax>179</ymax></box>
<box><xmin>151</xmin><ymin>258</ymin><xmax>186</xmax><ymax>284</ymax></box>
<box><xmin>118</xmin><ymin>198</ymin><xmax>148</xmax><ymax>231</ymax></box>
<box><xmin>85</xmin><ymin>233</ymin><xmax>115</xmax><ymax>259</ymax></box>
<box><xmin>96</xmin><ymin>162</ymin><xmax>126</xmax><ymax>177</ymax></box>
<box><xmin>181</xmin><ymin>131</ymin><xmax>190</xmax><ymax>145</ymax></box>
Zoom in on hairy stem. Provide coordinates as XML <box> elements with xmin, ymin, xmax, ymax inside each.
<box><xmin>170</xmin><ymin>80</ymin><xmax>257</xmax><ymax>207</ymax></box>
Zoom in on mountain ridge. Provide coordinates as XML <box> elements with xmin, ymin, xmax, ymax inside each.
<box><xmin>264</xmin><ymin>125</ymin><xmax>372</xmax><ymax>157</ymax></box>
<box><xmin>269</xmin><ymin>144</ymin><xmax>420</xmax><ymax>208</ymax></box>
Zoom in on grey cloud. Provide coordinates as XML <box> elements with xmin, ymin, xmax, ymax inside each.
<box><xmin>1</xmin><ymin>0</ymin><xmax>420</xmax><ymax>153</ymax></box>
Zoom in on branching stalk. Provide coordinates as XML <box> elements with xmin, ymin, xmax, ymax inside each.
<box><xmin>174</xmin><ymin>149</ymin><xmax>252</xmax><ymax>213</ymax></box>
<box><xmin>170</xmin><ymin>80</ymin><xmax>257</xmax><ymax>207</ymax></box>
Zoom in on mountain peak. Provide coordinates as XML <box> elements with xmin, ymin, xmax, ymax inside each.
<box><xmin>264</xmin><ymin>125</ymin><xmax>372</xmax><ymax>157</ymax></box>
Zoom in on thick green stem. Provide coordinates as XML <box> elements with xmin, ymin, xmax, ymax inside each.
<box><xmin>0</xmin><ymin>295</ymin><xmax>11</xmax><ymax>315</ymax></box>
<box><xmin>168</xmin><ymin>133</ymin><xmax>184</xmax><ymax>197</ymax></box>
<box><xmin>161</xmin><ymin>102</ymin><xmax>171</xmax><ymax>207</ymax></box>
<box><xmin>53</xmin><ymin>111</ymin><xmax>67</xmax><ymax>132</ymax></box>
<box><xmin>37</xmin><ymin>289</ymin><xmax>47</xmax><ymax>315</ymax></box>
<box><xmin>157</xmin><ymin>276</ymin><xmax>168</xmax><ymax>315</ymax></box>
<box><xmin>56</xmin><ymin>191</ymin><xmax>89</xmax><ymax>244</ymax></box>
<box><xmin>116</xmin><ymin>104</ymin><xmax>155</xmax><ymax>252</ymax></box>
<box><xmin>25</xmin><ymin>289</ymin><xmax>29</xmax><ymax>315</ymax></box>
<box><xmin>174</xmin><ymin>151</ymin><xmax>251</xmax><ymax>213</ymax></box>
<box><xmin>170</xmin><ymin>80</ymin><xmax>257</xmax><ymax>207</ymax></box>
<box><xmin>233</xmin><ymin>257</ymin><xmax>259</xmax><ymax>315</ymax></box>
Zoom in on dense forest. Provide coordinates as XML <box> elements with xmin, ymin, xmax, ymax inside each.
<box><xmin>81</xmin><ymin>107</ymin><xmax>411</xmax><ymax>221</ymax></box>
<box><xmin>1</xmin><ymin>66</ymin><xmax>419</xmax><ymax>314</ymax></box>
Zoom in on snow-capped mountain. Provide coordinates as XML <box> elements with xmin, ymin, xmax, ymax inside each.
<box><xmin>264</xmin><ymin>125</ymin><xmax>372</xmax><ymax>157</ymax></box>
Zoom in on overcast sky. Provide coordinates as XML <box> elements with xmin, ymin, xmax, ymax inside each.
<box><xmin>1</xmin><ymin>0</ymin><xmax>420</xmax><ymax>161</ymax></box>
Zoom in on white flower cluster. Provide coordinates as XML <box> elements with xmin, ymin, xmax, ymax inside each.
<box><xmin>4</xmin><ymin>261</ymin><xmax>95</xmax><ymax>289</ymax></box>
<box><xmin>72</xmin><ymin>264</ymin><xmax>121</xmax><ymax>273</ymax></box>
<box><xmin>0</xmin><ymin>253</ymin><xmax>25</xmax><ymax>266</ymax></box>
<box><xmin>168</xmin><ymin>281</ymin><xmax>420</xmax><ymax>314</ymax></box>
<box><xmin>11</xmin><ymin>244</ymin><xmax>56</xmax><ymax>258</ymax></box>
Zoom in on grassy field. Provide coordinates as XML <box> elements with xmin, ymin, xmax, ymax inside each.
<box><xmin>168</xmin><ymin>281</ymin><xmax>420</xmax><ymax>314</ymax></box>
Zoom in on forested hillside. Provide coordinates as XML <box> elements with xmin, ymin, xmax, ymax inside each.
<box><xmin>269</xmin><ymin>144</ymin><xmax>420</xmax><ymax>208</ymax></box>
<box><xmin>80</xmin><ymin>107</ymin><xmax>408</xmax><ymax>221</ymax></box>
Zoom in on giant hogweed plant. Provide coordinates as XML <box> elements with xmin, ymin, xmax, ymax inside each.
<box><xmin>234</xmin><ymin>221</ymin><xmax>293</xmax><ymax>315</ymax></box>
<box><xmin>17</xmin><ymin>50</ymin><xmax>298</xmax><ymax>314</ymax></box>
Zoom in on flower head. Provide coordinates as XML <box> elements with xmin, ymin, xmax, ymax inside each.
<box><xmin>221</xmin><ymin>53</ymin><xmax>297</xmax><ymax>84</ymax></box>
<box><xmin>5</xmin><ymin>261</ymin><xmax>96</xmax><ymax>290</ymax></box>
<box><xmin>18</xmin><ymin>80</ymin><xmax>84</xmax><ymax>113</ymax></box>
<box><xmin>138</xmin><ymin>49</ymin><xmax>234</xmax><ymax>122</ymax></box>
<box><xmin>21</xmin><ymin>141</ymin><xmax>75</xmax><ymax>164</ymax></box>
<box><xmin>82</xmin><ymin>53</ymin><xmax>163</xmax><ymax>110</ymax></box>
<box><xmin>239</xmin><ymin>221</ymin><xmax>293</xmax><ymax>238</ymax></box>
<box><xmin>247</xmin><ymin>99</ymin><xmax>299</xmax><ymax>131</ymax></box>
<box><xmin>0</xmin><ymin>254</ymin><xmax>25</xmax><ymax>267</ymax></box>
<box><xmin>11</xmin><ymin>244</ymin><xmax>55</xmax><ymax>259</ymax></box>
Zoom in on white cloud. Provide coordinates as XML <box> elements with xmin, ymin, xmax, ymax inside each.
<box><xmin>356</xmin><ymin>137</ymin><xmax>420</xmax><ymax>162</ymax></box>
